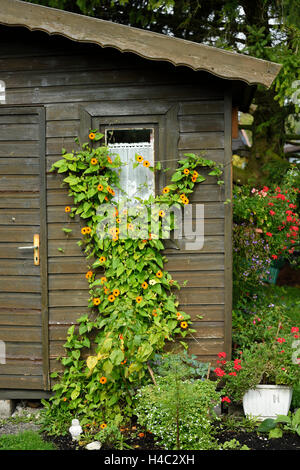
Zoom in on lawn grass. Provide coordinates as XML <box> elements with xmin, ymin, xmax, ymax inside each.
<box><xmin>0</xmin><ymin>430</ymin><xmax>56</xmax><ymax>450</ymax></box>
<box><xmin>262</xmin><ymin>285</ymin><xmax>300</xmax><ymax>324</ymax></box>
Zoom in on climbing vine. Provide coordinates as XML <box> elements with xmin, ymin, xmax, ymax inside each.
<box><xmin>46</xmin><ymin>130</ymin><xmax>223</xmax><ymax>429</ymax></box>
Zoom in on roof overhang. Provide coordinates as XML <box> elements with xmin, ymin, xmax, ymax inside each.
<box><xmin>0</xmin><ymin>0</ymin><xmax>282</xmax><ymax>90</ymax></box>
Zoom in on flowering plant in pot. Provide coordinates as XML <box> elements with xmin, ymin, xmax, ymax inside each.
<box><xmin>215</xmin><ymin>325</ymin><xmax>300</xmax><ymax>419</ymax></box>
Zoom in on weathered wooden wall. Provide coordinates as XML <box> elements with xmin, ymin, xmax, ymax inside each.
<box><xmin>0</xmin><ymin>26</ymin><xmax>232</xmax><ymax>394</ymax></box>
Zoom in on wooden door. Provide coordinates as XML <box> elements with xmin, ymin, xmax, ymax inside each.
<box><xmin>0</xmin><ymin>106</ymin><xmax>49</xmax><ymax>394</ymax></box>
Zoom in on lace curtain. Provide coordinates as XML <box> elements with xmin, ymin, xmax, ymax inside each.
<box><xmin>108</xmin><ymin>142</ymin><xmax>154</xmax><ymax>204</ymax></box>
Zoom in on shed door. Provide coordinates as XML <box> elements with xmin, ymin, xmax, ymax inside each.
<box><xmin>0</xmin><ymin>106</ymin><xmax>49</xmax><ymax>393</ymax></box>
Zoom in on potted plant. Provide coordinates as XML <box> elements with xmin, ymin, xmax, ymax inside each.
<box><xmin>215</xmin><ymin>326</ymin><xmax>300</xmax><ymax>420</ymax></box>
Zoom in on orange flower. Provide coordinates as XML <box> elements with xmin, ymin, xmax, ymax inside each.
<box><xmin>193</xmin><ymin>170</ymin><xmax>198</xmax><ymax>178</ymax></box>
<box><xmin>156</xmin><ymin>271</ymin><xmax>163</xmax><ymax>278</ymax></box>
<box><xmin>108</xmin><ymin>294</ymin><xmax>115</xmax><ymax>302</ymax></box>
<box><xmin>113</xmin><ymin>289</ymin><xmax>120</xmax><ymax>297</ymax></box>
<box><xmin>121</xmin><ymin>359</ymin><xmax>127</xmax><ymax>365</ymax></box>
<box><xmin>100</xmin><ymin>423</ymin><xmax>107</xmax><ymax>429</ymax></box>
<box><xmin>104</xmin><ymin>288</ymin><xmax>110</xmax><ymax>295</ymax></box>
<box><xmin>91</xmin><ymin>158</ymin><xmax>98</xmax><ymax>165</ymax></box>
<box><xmin>63</xmin><ymin>397</ymin><xmax>67</xmax><ymax>402</ymax></box>
<box><xmin>138</xmin><ymin>433</ymin><xmax>145</xmax><ymax>438</ymax></box>
<box><xmin>85</xmin><ymin>227</ymin><xmax>92</xmax><ymax>234</ymax></box>
<box><xmin>180</xmin><ymin>321</ymin><xmax>188</xmax><ymax>329</ymax></box>
<box><xmin>158</xmin><ymin>210</ymin><xmax>165</xmax><ymax>217</ymax></box>
<box><xmin>136</xmin><ymin>155</ymin><xmax>143</xmax><ymax>162</ymax></box>
<box><xmin>136</xmin><ymin>296</ymin><xmax>143</xmax><ymax>303</ymax></box>
<box><xmin>183</xmin><ymin>168</ymin><xmax>190</xmax><ymax>175</ymax></box>
<box><xmin>85</xmin><ymin>271</ymin><xmax>93</xmax><ymax>280</ymax></box>
<box><xmin>93</xmin><ymin>298</ymin><xmax>101</xmax><ymax>306</ymax></box>
<box><xmin>99</xmin><ymin>256</ymin><xmax>106</xmax><ymax>263</ymax></box>
<box><xmin>113</xmin><ymin>209</ymin><xmax>119</xmax><ymax>217</ymax></box>
<box><xmin>100</xmin><ymin>277</ymin><xmax>107</xmax><ymax>284</ymax></box>
<box><xmin>65</xmin><ymin>206</ymin><xmax>71</xmax><ymax>213</ymax></box>
<box><xmin>141</xmin><ymin>282</ymin><xmax>148</xmax><ymax>289</ymax></box>
<box><xmin>104</xmin><ymin>196</ymin><xmax>109</xmax><ymax>201</ymax></box>
<box><xmin>97</xmin><ymin>184</ymin><xmax>104</xmax><ymax>191</ymax></box>
<box><xmin>179</xmin><ymin>194</ymin><xmax>186</xmax><ymax>201</ymax></box>
<box><xmin>152</xmin><ymin>309</ymin><xmax>157</xmax><ymax>317</ymax></box>
<box><xmin>143</xmin><ymin>160</ymin><xmax>150</xmax><ymax>167</ymax></box>
<box><xmin>183</xmin><ymin>197</ymin><xmax>189</xmax><ymax>205</ymax></box>
<box><xmin>176</xmin><ymin>311</ymin><xmax>183</xmax><ymax>320</ymax></box>
<box><xmin>162</xmin><ymin>187</ymin><xmax>170</xmax><ymax>194</ymax></box>
<box><xmin>99</xmin><ymin>376</ymin><xmax>107</xmax><ymax>384</ymax></box>
<box><xmin>192</xmin><ymin>176</ymin><xmax>197</xmax><ymax>183</ymax></box>
<box><xmin>111</xmin><ymin>189</ymin><xmax>115</xmax><ymax>196</ymax></box>
<box><xmin>89</xmin><ymin>132</ymin><xmax>95</xmax><ymax>140</ymax></box>
<box><xmin>107</xmin><ymin>157</ymin><xmax>112</xmax><ymax>164</ymax></box>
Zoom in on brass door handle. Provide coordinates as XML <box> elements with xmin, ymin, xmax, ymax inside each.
<box><xmin>18</xmin><ymin>234</ymin><xmax>40</xmax><ymax>265</ymax></box>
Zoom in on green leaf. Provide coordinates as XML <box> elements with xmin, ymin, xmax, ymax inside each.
<box><xmin>257</xmin><ymin>418</ymin><xmax>276</xmax><ymax>432</ymax></box>
<box><xmin>110</xmin><ymin>349</ymin><xmax>124</xmax><ymax>365</ymax></box>
<box><xmin>269</xmin><ymin>427</ymin><xmax>283</xmax><ymax>439</ymax></box>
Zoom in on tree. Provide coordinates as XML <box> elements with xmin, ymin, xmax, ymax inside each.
<box><xmin>25</xmin><ymin>0</ymin><xmax>300</xmax><ymax>185</ymax></box>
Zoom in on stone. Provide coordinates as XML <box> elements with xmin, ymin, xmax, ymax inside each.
<box><xmin>85</xmin><ymin>441</ymin><xmax>102</xmax><ymax>450</ymax></box>
<box><xmin>0</xmin><ymin>400</ymin><xmax>14</xmax><ymax>418</ymax></box>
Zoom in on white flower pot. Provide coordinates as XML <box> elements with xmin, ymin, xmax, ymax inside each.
<box><xmin>242</xmin><ymin>385</ymin><xmax>293</xmax><ymax>421</ymax></box>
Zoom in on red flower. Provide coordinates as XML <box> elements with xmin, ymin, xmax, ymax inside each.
<box><xmin>275</xmin><ymin>187</ymin><xmax>281</xmax><ymax>192</ymax></box>
<box><xmin>263</xmin><ymin>186</ymin><xmax>269</xmax><ymax>192</ymax></box>
<box><xmin>228</xmin><ymin>372</ymin><xmax>237</xmax><ymax>376</ymax></box>
<box><xmin>268</xmin><ymin>202</ymin><xmax>274</xmax><ymax>206</ymax></box>
<box><xmin>269</xmin><ymin>210</ymin><xmax>276</xmax><ymax>216</ymax></box>
<box><xmin>271</xmin><ymin>255</ymin><xmax>278</xmax><ymax>260</ymax></box>
<box><xmin>221</xmin><ymin>396</ymin><xmax>231</xmax><ymax>403</ymax></box>
<box><xmin>218</xmin><ymin>352</ymin><xmax>227</xmax><ymax>359</ymax></box>
<box><xmin>234</xmin><ymin>364</ymin><xmax>242</xmax><ymax>371</ymax></box>
<box><xmin>214</xmin><ymin>367</ymin><xmax>226</xmax><ymax>377</ymax></box>
<box><xmin>277</xmin><ymin>337</ymin><xmax>286</xmax><ymax>343</ymax></box>
<box><xmin>286</xmin><ymin>216</ymin><xmax>293</xmax><ymax>222</ymax></box>
<box><xmin>266</xmin><ymin>232</ymin><xmax>273</xmax><ymax>237</ymax></box>
<box><xmin>286</xmin><ymin>210</ymin><xmax>293</xmax><ymax>216</ymax></box>
<box><xmin>291</xmin><ymin>327</ymin><xmax>299</xmax><ymax>333</ymax></box>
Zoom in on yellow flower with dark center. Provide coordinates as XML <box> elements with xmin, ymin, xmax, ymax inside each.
<box><xmin>192</xmin><ymin>176</ymin><xmax>197</xmax><ymax>183</ymax></box>
<box><xmin>99</xmin><ymin>256</ymin><xmax>106</xmax><ymax>263</ymax></box>
<box><xmin>162</xmin><ymin>187</ymin><xmax>170</xmax><ymax>194</ymax></box>
<box><xmin>97</xmin><ymin>184</ymin><xmax>103</xmax><ymax>191</ymax></box>
<box><xmin>193</xmin><ymin>170</ymin><xmax>198</xmax><ymax>178</ymax></box>
<box><xmin>81</xmin><ymin>227</ymin><xmax>87</xmax><ymax>235</ymax></box>
<box><xmin>65</xmin><ymin>206</ymin><xmax>71</xmax><ymax>213</ymax></box>
<box><xmin>183</xmin><ymin>168</ymin><xmax>190</xmax><ymax>175</ymax></box>
<box><xmin>91</xmin><ymin>158</ymin><xmax>98</xmax><ymax>165</ymax></box>
<box><xmin>141</xmin><ymin>282</ymin><xmax>148</xmax><ymax>289</ymax></box>
<box><xmin>158</xmin><ymin>210</ymin><xmax>165</xmax><ymax>217</ymax></box>
<box><xmin>93</xmin><ymin>298</ymin><xmax>101</xmax><ymax>306</ymax></box>
<box><xmin>113</xmin><ymin>289</ymin><xmax>120</xmax><ymax>297</ymax></box>
<box><xmin>156</xmin><ymin>271</ymin><xmax>163</xmax><ymax>278</ymax></box>
<box><xmin>100</xmin><ymin>423</ymin><xmax>107</xmax><ymax>429</ymax></box>
<box><xmin>136</xmin><ymin>296</ymin><xmax>142</xmax><ymax>303</ymax></box>
<box><xmin>136</xmin><ymin>155</ymin><xmax>143</xmax><ymax>162</ymax></box>
<box><xmin>143</xmin><ymin>160</ymin><xmax>150</xmax><ymax>167</ymax></box>
<box><xmin>183</xmin><ymin>197</ymin><xmax>189</xmax><ymax>205</ymax></box>
<box><xmin>85</xmin><ymin>271</ymin><xmax>93</xmax><ymax>280</ymax></box>
<box><xmin>99</xmin><ymin>376</ymin><xmax>107</xmax><ymax>384</ymax></box>
<box><xmin>180</xmin><ymin>321</ymin><xmax>188</xmax><ymax>329</ymax></box>
<box><xmin>108</xmin><ymin>294</ymin><xmax>115</xmax><ymax>302</ymax></box>
<box><xmin>89</xmin><ymin>132</ymin><xmax>95</xmax><ymax>140</ymax></box>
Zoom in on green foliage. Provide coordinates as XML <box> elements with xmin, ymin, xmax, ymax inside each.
<box><xmin>42</xmin><ymin>133</ymin><xmax>223</xmax><ymax>431</ymax></box>
<box><xmin>0</xmin><ymin>431</ymin><xmax>56</xmax><ymax>450</ymax></box>
<box><xmin>257</xmin><ymin>409</ymin><xmax>300</xmax><ymax>438</ymax></box>
<box><xmin>221</xmin><ymin>438</ymin><xmax>250</xmax><ymax>450</ymax></box>
<box><xmin>150</xmin><ymin>350</ymin><xmax>209</xmax><ymax>380</ymax></box>
<box><xmin>134</xmin><ymin>375</ymin><xmax>221</xmax><ymax>450</ymax></box>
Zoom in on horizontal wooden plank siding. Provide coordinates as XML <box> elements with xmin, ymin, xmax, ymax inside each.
<box><xmin>0</xmin><ymin>27</ymin><xmax>231</xmax><ymax>392</ymax></box>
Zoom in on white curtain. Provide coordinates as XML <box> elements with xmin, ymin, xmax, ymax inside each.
<box><xmin>108</xmin><ymin>142</ymin><xmax>154</xmax><ymax>204</ymax></box>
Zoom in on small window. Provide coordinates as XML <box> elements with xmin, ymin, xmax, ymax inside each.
<box><xmin>106</xmin><ymin>127</ymin><xmax>155</xmax><ymax>203</ymax></box>
<box><xmin>0</xmin><ymin>80</ymin><xmax>5</xmax><ymax>104</ymax></box>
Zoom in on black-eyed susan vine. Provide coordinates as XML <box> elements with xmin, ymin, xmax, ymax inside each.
<box><xmin>46</xmin><ymin>130</ymin><xmax>223</xmax><ymax>429</ymax></box>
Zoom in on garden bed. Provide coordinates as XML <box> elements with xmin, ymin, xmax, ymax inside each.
<box><xmin>42</xmin><ymin>426</ymin><xmax>300</xmax><ymax>451</ymax></box>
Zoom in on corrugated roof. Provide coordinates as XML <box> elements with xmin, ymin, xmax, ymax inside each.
<box><xmin>0</xmin><ymin>0</ymin><xmax>281</xmax><ymax>88</ymax></box>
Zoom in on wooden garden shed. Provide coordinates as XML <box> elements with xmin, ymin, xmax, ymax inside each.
<box><xmin>0</xmin><ymin>0</ymin><xmax>281</xmax><ymax>399</ymax></box>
